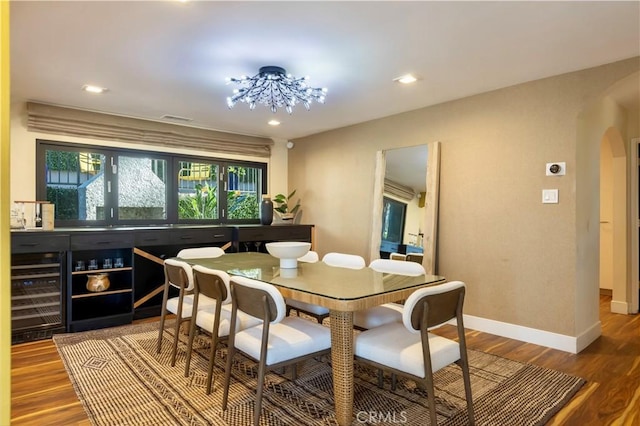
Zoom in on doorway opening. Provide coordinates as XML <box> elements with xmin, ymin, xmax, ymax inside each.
<box><xmin>599</xmin><ymin>127</ymin><xmax>630</xmax><ymax>314</ymax></box>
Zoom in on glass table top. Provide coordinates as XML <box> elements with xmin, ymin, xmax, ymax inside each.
<box><xmin>182</xmin><ymin>252</ymin><xmax>445</xmax><ymax>301</ymax></box>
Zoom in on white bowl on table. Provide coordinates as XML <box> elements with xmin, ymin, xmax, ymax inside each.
<box><xmin>265</xmin><ymin>241</ymin><xmax>311</xmax><ymax>269</ymax></box>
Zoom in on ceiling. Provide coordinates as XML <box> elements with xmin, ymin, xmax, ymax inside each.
<box><xmin>385</xmin><ymin>145</ymin><xmax>428</xmax><ymax>194</ymax></box>
<box><xmin>10</xmin><ymin>1</ymin><xmax>640</xmax><ymax>144</ymax></box>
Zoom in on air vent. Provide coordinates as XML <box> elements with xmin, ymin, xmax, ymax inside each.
<box><xmin>161</xmin><ymin>114</ymin><xmax>193</xmax><ymax>123</ymax></box>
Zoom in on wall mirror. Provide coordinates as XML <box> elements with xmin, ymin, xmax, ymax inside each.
<box><xmin>369</xmin><ymin>142</ymin><xmax>440</xmax><ymax>274</ymax></box>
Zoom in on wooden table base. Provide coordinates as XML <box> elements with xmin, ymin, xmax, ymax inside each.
<box><xmin>330</xmin><ymin>310</ymin><xmax>354</xmax><ymax>426</ymax></box>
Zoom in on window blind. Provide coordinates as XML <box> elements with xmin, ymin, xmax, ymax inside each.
<box><xmin>27</xmin><ymin>102</ymin><xmax>274</xmax><ymax>157</ymax></box>
<box><xmin>384</xmin><ymin>178</ymin><xmax>416</xmax><ymax>201</ymax></box>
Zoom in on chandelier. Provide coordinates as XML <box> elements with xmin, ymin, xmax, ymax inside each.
<box><xmin>226</xmin><ymin>66</ymin><xmax>327</xmax><ymax>114</ymax></box>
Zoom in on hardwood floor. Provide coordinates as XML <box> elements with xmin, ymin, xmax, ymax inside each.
<box><xmin>10</xmin><ymin>296</ymin><xmax>640</xmax><ymax>425</ymax></box>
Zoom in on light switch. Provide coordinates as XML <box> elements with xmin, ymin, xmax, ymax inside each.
<box><xmin>542</xmin><ymin>189</ymin><xmax>559</xmax><ymax>204</ymax></box>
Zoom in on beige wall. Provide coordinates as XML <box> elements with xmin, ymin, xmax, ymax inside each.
<box><xmin>290</xmin><ymin>58</ymin><xmax>639</xmax><ymax>345</ymax></box>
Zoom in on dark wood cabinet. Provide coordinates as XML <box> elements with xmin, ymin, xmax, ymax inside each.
<box><xmin>11</xmin><ymin>233</ymin><xmax>69</xmax><ymax>254</ymax></box>
<box><xmin>233</xmin><ymin>225</ymin><xmax>314</xmax><ymax>252</ymax></box>
<box><xmin>10</xmin><ymin>233</ymin><xmax>69</xmax><ymax>343</ymax></box>
<box><xmin>68</xmin><ymin>233</ymin><xmax>135</xmax><ymax>332</ymax></box>
<box><xmin>132</xmin><ymin>227</ymin><xmax>234</xmax><ymax>319</ymax></box>
<box><xmin>10</xmin><ymin>224</ymin><xmax>314</xmax><ymax>339</ymax></box>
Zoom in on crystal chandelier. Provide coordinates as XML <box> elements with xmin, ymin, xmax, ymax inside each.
<box><xmin>226</xmin><ymin>66</ymin><xmax>327</xmax><ymax>114</ymax></box>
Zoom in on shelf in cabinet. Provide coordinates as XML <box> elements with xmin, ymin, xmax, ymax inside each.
<box><xmin>72</xmin><ymin>288</ymin><xmax>133</xmax><ymax>299</ymax></box>
<box><xmin>12</xmin><ymin>263</ymin><xmax>61</xmax><ymax>271</ymax></box>
<box><xmin>72</xmin><ymin>267</ymin><xmax>132</xmax><ymax>275</ymax></box>
<box><xmin>11</xmin><ymin>272</ymin><xmax>60</xmax><ymax>280</ymax></box>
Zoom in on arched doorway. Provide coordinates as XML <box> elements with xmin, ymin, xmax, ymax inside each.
<box><xmin>599</xmin><ymin>127</ymin><xmax>629</xmax><ymax>314</ymax></box>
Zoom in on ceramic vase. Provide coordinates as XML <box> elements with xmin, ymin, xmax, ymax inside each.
<box><xmin>260</xmin><ymin>196</ymin><xmax>273</xmax><ymax>225</ymax></box>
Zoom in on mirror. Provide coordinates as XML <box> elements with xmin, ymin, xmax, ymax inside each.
<box><xmin>369</xmin><ymin>142</ymin><xmax>440</xmax><ymax>274</ymax></box>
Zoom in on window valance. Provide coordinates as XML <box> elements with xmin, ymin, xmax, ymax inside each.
<box><xmin>384</xmin><ymin>178</ymin><xmax>416</xmax><ymax>201</ymax></box>
<box><xmin>27</xmin><ymin>102</ymin><xmax>274</xmax><ymax>158</ymax></box>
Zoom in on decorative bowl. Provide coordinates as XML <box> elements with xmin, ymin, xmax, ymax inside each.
<box><xmin>265</xmin><ymin>241</ymin><xmax>311</xmax><ymax>269</ymax></box>
<box><xmin>86</xmin><ymin>273</ymin><xmax>110</xmax><ymax>292</ymax></box>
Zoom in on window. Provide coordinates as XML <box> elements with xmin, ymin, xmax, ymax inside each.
<box><xmin>177</xmin><ymin>161</ymin><xmax>219</xmax><ymax>220</ymax></box>
<box><xmin>381</xmin><ymin>197</ymin><xmax>406</xmax><ymax>244</ymax></box>
<box><xmin>36</xmin><ymin>140</ymin><xmax>267</xmax><ymax>226</ymax></box>
<box><xmin>117</xmin><ymin>154</ymin><xmax>168</xmax><ymax>221</ymax></box>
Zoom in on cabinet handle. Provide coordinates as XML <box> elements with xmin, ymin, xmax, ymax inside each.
<box><xmin>19</xmin><ymin>243</ymin><xmax>39</xmax><ymax>247</ymax></box>
<box><xmin>213</xmin><ymin>234</ymin><xmax>226</xmax><ymax>238</ymax></box>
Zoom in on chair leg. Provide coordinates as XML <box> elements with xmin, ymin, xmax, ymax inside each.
<box><xmin>157</xmin><ymin>308</ymin><xmax>166</xmax><ymax>354</ymax></box>
<box><xmin>391</xmin><ymin>373</ymin><xmax>397</xmax><ymax>391</ymax></box>
<box><xmin>254</xmin><ymin>359</ymin><xmax>268</xmax><ymax>426</ymax></box>
<box><xmin>457</xmin><ymin>359</ymin><xmax>475</xmax><ymax>425</ymax></box>
<box><xmin>206</xmin><ymin>333</ymin><xmax>220</xmax><ymax>395</ymax></box>
<box><xmin>376</xmin><ymin>369</ymin><xmax>384</xmax><ymax>388</ymax></box>
<box><xmin>157</xmin><ymin>282</ymin><xmax>171</xmax><ymax>354</ymax></box>
<box><xmin>184</xmin><ymin>315</ymin><xmax>198</xmax><ymax>377</ymax></box>
<box><xmin>171</xmin><ymin>316</ymin><xmax>182</xmax><ymax>367</ymax></box>
<box><xmin>425</xmin><ymin>375</ymin><xmax>438</xmax><ymax>426</ymax></box>
<box><xmin>221</xmin><ymin>343</ymin><xmax>235</xmax><ymax>411</ymax></box>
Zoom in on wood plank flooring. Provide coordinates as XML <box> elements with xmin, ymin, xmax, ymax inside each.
<box><xmin>11</xmin><ymin>296</ymin><xmax>640</xmax><ymax>425</ymax></box>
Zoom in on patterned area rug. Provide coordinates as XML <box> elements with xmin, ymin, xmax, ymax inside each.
<box><xmin>53</xmin><ymin>321</ymin><xmax>585</xmax><ymax>426</ymax></box>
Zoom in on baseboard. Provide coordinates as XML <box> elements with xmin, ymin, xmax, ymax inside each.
<box><xmin>461</xmin><ymin>314</ymin><xmax>601</xmax><ymax>354</ymax></box>
<box><xmin>575</xmin><ymin>320</ymin><xmax>602</xmax><ymax>353</ymax></box>
<box><xmin>610</xmin><ymin>300</ymin><xmax>628</xmax><ymax>314</ymax></box>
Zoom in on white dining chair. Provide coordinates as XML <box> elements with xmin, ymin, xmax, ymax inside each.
<box><xmin>405</xmin><ymin>253</ymin><xmax>424</xmax><ymax>264</ymax></box>
<box><xmin>287</xmin><ymin>252</ymin><xmax>365</xmax><ymax>322</ymax></box>
<box><xmin>354</xmin><ymin>281</ymin><xmax>475</xmax><ymax>425</ymax></box>
<box><xmin>353</xmin><ymin>258</ymin><xmax>426</xmax><ymax>330</ymax></box>
<box><xmin>184</xmin><ymin>265</ymin><xmax>261</xmax><ymax>393</ymax></box>
<box><xmin>177</xmin><ymin>246</ymin><xmax>225</xmax><ymax>259</ymax></box>
<box><xmin>297</xmin><ymin>250</ymin><xmax>319</xmax><ymax>263</ymax></box>
<box><xmin>389</xmin><ymin>252</ymin><xmax>406</xmax><ymax>261</ymax></box>
<box><xmin>156</xmin><ymin>258</ymin><xmax>217</xmax><ymax>366</ymax></box>
<box><xmin>222</xmin><ymin>275</ymin><xmax>332</xmax><ymax>426</ymax></box>
<box><xmin>285</xmin><ymin>251</ymin><xmax>331</xmax><ymax>322</ymax></box>
<box><xmin>322</xmin><ymin>252</ymin><xmax>366</xmax><ymax>269</ymax></box>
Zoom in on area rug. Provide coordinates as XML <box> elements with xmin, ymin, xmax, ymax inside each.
<box><xmin>53</xmin><ymin>321</ymin><xmax>585</xmax><ymax>426</ymax></box>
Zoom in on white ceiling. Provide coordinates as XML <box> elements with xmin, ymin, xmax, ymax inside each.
<box><xmin>10</xmin><ymin>1</ymin><xmax>640</xmax><ymax>144</ymax></box>
<box><xmin>385</xmin><ymin>145</ymin><xmax>428</xmax><ymax>194</ymax></box>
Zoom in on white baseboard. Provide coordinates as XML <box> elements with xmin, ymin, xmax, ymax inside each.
<box><xmin>575</xmin><ymin>321</ymin><xmax>602</xmax><ymax>353</ymax></box>
<box><xmin>610</xmin><ymin>300</ymin><xmax>628</xmax><ymax>314</ymax></box>
<box><xmin>460</xmin><ymin>314</ymin><xmax>601</xmax><ymax>354</ymax></box>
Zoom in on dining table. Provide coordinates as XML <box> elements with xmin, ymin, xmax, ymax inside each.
<box><xmin>182</xmin><ymin>252</ymin><xmax>445</xmax><ymax>426</ymax></box>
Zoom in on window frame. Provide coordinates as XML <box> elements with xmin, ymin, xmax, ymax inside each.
<box><xmin>381</xmin><ymin>196</ymin><xmax>407</xmax><ymax>245</ymax></box>
<box><xmin>36</xmin><ymin>139</ymin><xmax>267</xmax><ymax>227</ymax></box>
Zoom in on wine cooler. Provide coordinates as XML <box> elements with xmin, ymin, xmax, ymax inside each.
<box><xmin>11</xmin><ymin>252</ymin><xmax>66</xmax><ymax>343</ymax></box>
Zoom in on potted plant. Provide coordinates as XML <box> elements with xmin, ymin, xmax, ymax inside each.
<box><xmin>273</xmin><ymin>190</ymin><xmax>301</xmax><ymax>222</ymax></box>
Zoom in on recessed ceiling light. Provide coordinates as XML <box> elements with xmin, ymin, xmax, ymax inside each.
<box><xmin>82</xmin><ymin>84</ymin><xmax>107</xmax><ymax>94</ymax></box>
<box><xmin>268</xmin><ymin>120</ymin><xmax>281</xmax><ymax>126</ymax></box>
<box><xmin>393</xmin><ymin>74</ymin><xmax>419</xmax><ymax>84</ymax></box>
